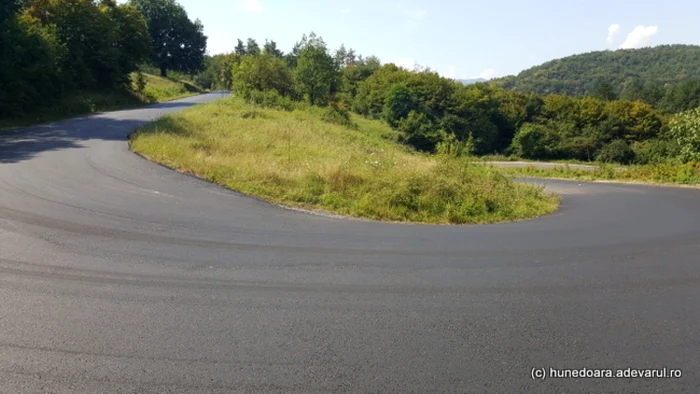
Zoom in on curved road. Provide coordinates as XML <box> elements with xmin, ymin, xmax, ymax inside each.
<box><xmin>1</xmin><ymin>94</ymin><xmax>699</xmax><ymax>393</ymax></box>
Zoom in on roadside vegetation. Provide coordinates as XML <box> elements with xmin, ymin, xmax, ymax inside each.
<box><xmin>1</xmin><ymin>0</ymin><xmax>206</xmax><ymax>129</ymax></box>
<box><xmin>498</xmin><ymin>162</ymin><xmax>700</xmax><ymax>186</ymax></box>
<box><xmin>130</xmin><ymin>96</ymin><xmax>558</xmax><ymax>224</ymax></box>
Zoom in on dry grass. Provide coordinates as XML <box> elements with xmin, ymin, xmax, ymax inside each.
<box><xmin>130</xmin><ymin>97</ymin><xmax>559</xmax><ymax>224</ymax></box>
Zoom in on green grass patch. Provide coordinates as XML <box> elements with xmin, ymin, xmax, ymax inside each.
<box><xmin>133</xmin><ymin>73</ymin><xmax>205</xmax><ymax>103</ymax></box>
<box><xmin>1</xmin><ymin>73</ymin><xmax>204</xmax><ymax>130</ymax></box>
<box><xmin>500</xmin><ymin>162</ymin><xmax>700</xmax><ymax>186</ymax></box>
<box><xmin>130</xmin><ymin>97</ymin><xmax>559</xmax><ymax>224</ymax></box>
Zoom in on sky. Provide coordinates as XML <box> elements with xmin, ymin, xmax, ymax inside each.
<box><xmin>117</xmin><ymin>0</ymin><xmax>700</xmax><ymax>79</ymax></box>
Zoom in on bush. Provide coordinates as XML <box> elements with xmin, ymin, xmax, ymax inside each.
<box><xmin>596</xmin><ymin>140</ymin><xmax>635</xmax><ymax>164</ymax></box>
<box><xmin>397</xmin><ymin>110</ymin><xmax>439</xmax><ymax>151</ymax></box>
<box><xmin>321</xmin><ymin>102</ymin><xmax>357</xmax><ymax>128</ymax></box>
<box><xmin>246</xmin><ymin>89</ymin><xmax>297</xmax><ymax>111</ymax></box>
<box><xmin>631</xmin><ymin>139</ymin><xmax>680</xmax><ymax>164</ymax></box>
<box><xmin>232</xmin><ymin>55</ymin><xmax>294</xmax><ymax>98</ymax></box>
<box><xmin>669</xmin><ymin>107</ymin><xmax>700</xmax><ymax>162</ymax></box>
<box><xmin>382</xmin><ymin>83</ymin><xmax>417</xmax><ymax>127</ymax></box>
<box><xmin>510</xmin><ymin>123</ymin><xmax>561</xmax><ymax>159</ymax></box>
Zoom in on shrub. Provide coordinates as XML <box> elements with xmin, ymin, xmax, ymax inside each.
<box><xmin>669</xmin><ymin>107</ymin><xmax>700</xmax><ymax>162</ymax></box>
<box><xmin>631</xmin><ymin>139</ymin><xmax>680</xmax><ymax>164</ymax></box>
<box><xmin>510</xmin><ymin>123</ymin><xmax>561</xmax><ymax>159</ymax></box>
<box><xmin>134</xmin><ymin>72</ymin><xmax>147</xmax><ymax>94</ymax></box>
<box><xmin>321</xmin><ymin>102</ymin><xmax>357</xmax><ymax>128</ymax></box>
<box><xmin>382</xmin><ymin>83</ymin><xmax>417</xmax><ymax>127</ymax></box>
<box><xmin>232</xmin><ymin>55</ymin><xmax>294</xmax><ymax>98</ymax></box>
<box><xmin>246</xmin><ymin>89</ymin><xmax>297</xmax><ymax>111</ymax></box>
<box><xmin>596</xmin><ymin>140</ymin><xmax>635</xmax><ymax>164</ymax></box>
<box><xmin>397</xmin><ymin>110</ymin><xmax>439</xmax><ymax>151</ymax></box>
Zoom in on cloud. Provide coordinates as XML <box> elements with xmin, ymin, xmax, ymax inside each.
<box><xmin>445</xmin><ymin>65</ymin><xmax>457</xmax><ymax>79</ymax></box>
<box><xmin>478</xmin><ymin>69</ymin><xmax>501</xmax><ymax>80</ymax></box>
<box><xmin>239</xmin><ymin>0</ymin><xmax>263</xmax><ymax>12</ymax></box>
<box><xmin>341</xmin><ymin>8</ymin><xmax>352</xmax><ymax>14</ymax></box>
<box><xmin>607</xmin><ymin>24</ymin><xmax>620</xmax><ymax>44</ymax></box>
<box><xmin>394</xmin><ymin>58</ymin><xmax>416</xmax><ymax>70</ymax></box>
<box><xmin>620</xmin><ymin>25</ymin><xmax>658</xmax><ymax>49</ymax></box>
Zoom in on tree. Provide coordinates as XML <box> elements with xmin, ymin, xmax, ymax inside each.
<box><xmin>263</xmin><ymin>39</ymin><xmax>283</xmax><ymax>58</ymax></box>
<box><xmin>591</xmin><ymin>81</ymin><xmax>617</xmax><ymax>101</ymax></box>
<box><xmin>234</xmin><ymin>38</ymin><xmax>247</xmax><ymax>55</ymax></box>
<box><xmin>293</xmin><ymin>33</ymin><xmax>337</xmax><ymax>105</ymax></box>
<box><xmin>382</xmin><ymin>83</ymin><xmax>417</xmax><ymax>127</ymax></box>
<box><xmin>660</xmin><ymin>79</ymin><xmax>700</xmax><ymax>113</ymax></box>
<box><xmin>108</xmin><ymin>2</ymin><xmax>151</xmax><ymax>85</ymax></box>
<box><xmin>246</xmin><ymin>37</ymin><xmax>260</xmax><ymax>56</ymax></box>
<box><xmin>231</xmin><ymin>55</ymin><xmax>293</xmax><ymax>97</ymax></box>
<box><xmin>669</xmin><ymin>107</ymin><xmax>700</xmax><ymax>162</ymax></box>
<box><xmin>130</xmin><ymin>0</ymin><xmax>207</xmax><ymax>77</ymax></box>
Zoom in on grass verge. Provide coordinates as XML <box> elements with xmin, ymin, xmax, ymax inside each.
<box><xmin>499</xmin><ymin>162</ymin><xmax>700</xmax><ymax>186</ymax></box>
<box><xmin>129</xmin><ymin>97</ymin><xmax>559</xmax><ymax>224</ymax></box>
<box><xmin>1</xmin><ymin>73</ymin><xmax>204</xmax><ymax>130</ymax></box>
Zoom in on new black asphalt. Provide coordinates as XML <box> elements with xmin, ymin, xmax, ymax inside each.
<box><xmin>1</xmin><ymin>93</ymin><xmax>698</xmax><ymax>393</ymax></box>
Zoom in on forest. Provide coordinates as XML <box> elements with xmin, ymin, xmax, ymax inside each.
<box><xmin>2</xmin><ymin>1</ymin><xmax>699</xmax><ymax>166</ymax></box>
<box><xmin>0</xmin><ymin>0</ymin><xmax>205</xmax><ymax>120</ymax></box>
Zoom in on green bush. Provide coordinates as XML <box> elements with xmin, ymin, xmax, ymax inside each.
<box><xmin>321</xmin><ymin>102</ymin><xmax>357</xmax><ymax>128</ymax></box>
<box><xmin>596</xmin><ymin>140</ymin><xmax>635</xmax><ymax>164</ymax></box>
<box><xmin>631</xmin><ymin>139</ymin><xmax>680</xmax><ymax>164</ymax></box>
<box><xmin>232</xmin><ymin>55</ymin><xmax>294</xmax><ymax>98</ymax></box>
<box><xmin>669</xmin><ymin>107</ymin><xmax>700</xmax><ymax>162</ymax></box>
<box><xmin>246</xmin><ymin>89</ymin><xmax>297</xmax><ymax>111</ymax></box>
<box><xmin>510</xmin><ymin>123</ymin><xmax>561</xmax><ymax>159</ymax></box>
<box><xmin>397</xmin><ymin>110</ymin><xmax>439</xmax><ymax>151</ymax></box>
<box><xmin>382</xmin><ymin>83</ymin><xmax>417</xmax><ymax>127</ymax></box>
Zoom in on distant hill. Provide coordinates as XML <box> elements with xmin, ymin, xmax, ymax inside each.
<box><xmin>491</xmin><ymin>45</ymin><xmax>700</xmax><ymax>96</ymax></box>
<box><xmin>458</xmin><ymin>78</ymin><xmax>487</xmax><ymax>85</ymax></box>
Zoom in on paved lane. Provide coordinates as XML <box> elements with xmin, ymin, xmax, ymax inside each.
<box><xmin>1</xmin><ymin>94</ymin><xmax>699</xmax><ymax>393</ymax></box>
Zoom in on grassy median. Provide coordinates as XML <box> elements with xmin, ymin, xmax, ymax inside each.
<box><xmin>130</xmin><ymin>97</ymin><xmax>559</xmax><ymax>224</ymax></box>
<box><xmin>499</xmin><ymin>162</ymin><xmax>700</xmax><ymax>186</ymax></box>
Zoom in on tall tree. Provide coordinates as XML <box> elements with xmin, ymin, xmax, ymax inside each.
<box><xmin>293</xmin><ymin>33</ymin><xmax>337</xmax><ymax>105</ymax></box>
<box><xmin>263</xmin><ymin>39</ymin><xmax>283</xmax><ymax>58</ymax></box>
<box><xmin>234</xmin><ymin>38</ymin><xmax>247</xmax><ymax>55</ymax></box>
<box><xmin>246</xmin><ymin>37</ymin><xmax>260</xmax><ymax>56</ymax></box>
<box><xmin>129</xmin><ymin>0</ymin><xmax>207</xmax><ymax>77</ymax></box>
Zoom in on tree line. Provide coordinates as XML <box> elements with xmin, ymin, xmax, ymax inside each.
<box><xmin>493</xmin><ymin>45</ymin><xmax>700</xmax><ymax>104</ymax></box>
<box><xmin>196</xmin><ymin>34</ymin><xmax>698</xmax><ymax>165</ymax></box>
<box><xmin>0</xmin><ymin>0</ymin><xmax>206</xmax><ymax>119</ymax></box>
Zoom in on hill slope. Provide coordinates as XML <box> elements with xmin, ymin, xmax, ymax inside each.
<box><xmin>130</xmin><ymin>97</ymin><xmax>558</xmax><ymax>224</ymax></box>
<box><xmin>493</xmin><ymin>45</ymin><xmax>700</xmax><ymax>96</ymax></box>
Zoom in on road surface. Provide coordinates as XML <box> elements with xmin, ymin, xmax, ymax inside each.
<box><xmin>1</xmin><ymin>93</ymin><xmax>699</xmax><ymax>393</ymax></box>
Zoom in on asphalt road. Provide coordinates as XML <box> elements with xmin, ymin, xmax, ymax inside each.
<box><xmin>1</xmin><ymin>93</ymin><xmax>699</xmax><ymax>393</ymax></box>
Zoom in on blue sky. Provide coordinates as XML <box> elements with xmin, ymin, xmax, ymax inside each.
<box><xmin>118</xmin><ymin>0</ymin><xmax>700</xmax><ymax>79</ymax></box>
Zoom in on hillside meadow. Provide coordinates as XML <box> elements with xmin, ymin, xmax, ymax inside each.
<box><xmin>130</xmin><ymin>97</ymin><xmax>559</xmax><ymax>224</ymax></box>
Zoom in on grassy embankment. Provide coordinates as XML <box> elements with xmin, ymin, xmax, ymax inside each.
<box><xmin>130</xmin><ymin>97</ymin><xmax>559</xmax><ymax>224</ymax></box>
<box><xmin>497</xmin><ymin>163</ymin><xmax>700</xmax><ymax>186</ymax></box>
<box><xmin>0</xmin><ymin>73</ymin><xmax>205</xmax><ymax>129</ymax></box>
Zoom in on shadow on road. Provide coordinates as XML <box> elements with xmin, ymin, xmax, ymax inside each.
<box><xmin>0</xmin><ymin>98</ymin><xmax>216</xmax><ymax>164</ymax></box>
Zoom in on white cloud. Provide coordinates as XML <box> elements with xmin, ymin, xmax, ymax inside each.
<box><xmin>239</xmin><ymin>0</ymin><xmax>263</xmax><ymax>12</ymax></box>
<box><xmin>620</xmin><ymin>25</ymin><xmax>658</xmax><ymax>49</ymax></box>
<box><xmin>607</xmin><ymin>24</ymin><xmax>620</xmax><ymax>44</ymax></box>
<box><xmin>445</xmin><ymin>65</ymin><xmax>457</xmax><ymax>79</ymax></box>
<box><xmin>478</xmin><ymin>69</ymin><xmax>501</xmax><ymax>80</ymax></box>
<box><xmin>394</xmin><ymin>58</ymin><xmax>416</xmax><ymax>70</ymax></box>
<box><xmin>341</xmin><ymin>8</ymin><xmax>352</xmax><ymax>14</ymax></box>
